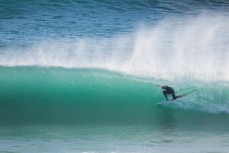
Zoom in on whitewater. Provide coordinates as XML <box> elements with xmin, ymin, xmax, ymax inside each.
<box><xmin>1</xmin><ymin>14</ymin><xmax>229</xmax><ymax>81</ymax></box>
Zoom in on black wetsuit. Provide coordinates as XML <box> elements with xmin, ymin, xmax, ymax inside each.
<box><xmin>163</xmin><ymin>86</ymin><xmax>176</xmax><ymax>100</ymax></box>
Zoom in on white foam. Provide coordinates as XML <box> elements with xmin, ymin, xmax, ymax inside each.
<box><xmin>0</xmin><ymin>13</ymin><xmax>228</xmax><ymax>81</ymax></box>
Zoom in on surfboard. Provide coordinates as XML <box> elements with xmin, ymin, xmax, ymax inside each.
<box><xmin>157</xmin><ymin>95</ymin><xmax>183</xmax><ymax>105</ymax></box>
<box><xmin>178</xmin><ymin>88</ymin><xmax>197</xmax><ymax>97</ymax></box>
<box><xmin>157</xmin><ymin>100</ymin><xmax>175</xmax><ymax>105</ymax></box>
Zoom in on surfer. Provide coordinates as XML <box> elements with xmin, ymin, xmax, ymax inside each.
<box><xmin>161</xmin><ymin>85</ymin><xmax>182</xmax><ymax>101</ymax></box>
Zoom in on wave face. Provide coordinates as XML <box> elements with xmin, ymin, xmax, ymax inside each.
<box><xmin>0</xmin><ymin>67</ymin><xmax>229</xmax><ymax>126</ymax></box>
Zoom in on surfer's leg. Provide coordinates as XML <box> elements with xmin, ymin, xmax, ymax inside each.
<box><xmin>171</xmin><ymin>91</ymin><xmax>176</xmax><ymax>100</ymax></box>
<box><xmin>171</xmin><ymin>89</ymin><xmax>183</xmax><ymax>99</ymax></box>
<box><xmin>163</xmin><ymin>91</ymin><xmax>169</xmax><ymax>100</ymax></box>
<box><xmin>175</xmin><ymin>95</ymin><xmax>182</xmax><ymax>99</ymax></box>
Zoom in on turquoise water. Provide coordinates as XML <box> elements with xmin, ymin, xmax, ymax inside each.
<box><xmin>0</xmin><ymin>67</ymin><xmax>229</xmax><ymax>152</ymax></box>
<box><xmin>1</xmin><ymin>0</ymin><xmax>229</xmax><ymax>152</ymax></box>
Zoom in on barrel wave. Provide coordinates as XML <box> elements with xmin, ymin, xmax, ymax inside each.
<box><xmin>1</xmin><ymin>13</ymin><xmax>229</xmax><ymax>126</ymax></box>
<box><xmin>0</xmin><ymin>67</ymin><xmax>229</xmax><ymax>127</ymax></box>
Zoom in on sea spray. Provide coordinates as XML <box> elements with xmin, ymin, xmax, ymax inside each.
<box><xmin>1</xmin><ymin>14</ymin><xmax>228</xmax><ymax>81</ymax></box>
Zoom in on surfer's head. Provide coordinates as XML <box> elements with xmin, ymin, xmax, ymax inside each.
<box><xmin>162</xmin><ymin>85</ymin><xmax>169</xmax><ymax>89</ymax></box>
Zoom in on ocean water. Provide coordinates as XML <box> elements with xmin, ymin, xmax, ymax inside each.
<box><xmin>1</xmin><ymin>0</ymin><xmax>229</xmax><ymax>152</ymax></box>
